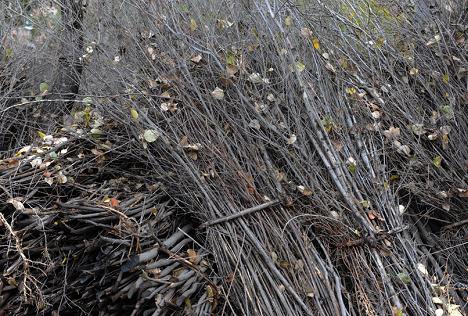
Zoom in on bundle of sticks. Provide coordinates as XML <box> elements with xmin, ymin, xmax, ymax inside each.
<box><xmin>0</xmin><ymin>133</ymin><xmax>216</xmax><ymax>315</ymax></box>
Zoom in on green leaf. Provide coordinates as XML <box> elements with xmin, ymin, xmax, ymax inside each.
<box><xmin>4</xmin><ymin>48</ymin><xmax>13</xmax><ymax>61</ymax></box>
<box><xmin>49</xmin><ymin>151</ymin><xmax>58</xmax><ymax>159</ymax></box>
<box><xmin>83</xmin><ymin>106</ymin><xmax>92</xmax><ymax>127</ymax></box>
<box><xmin>442</xmin><ymin>74</ymin><xmax>449</xmax><ymax>84</ymax></box>
<box><xmin>321</xmin><ymin>116</ymin><xmax>334</xmax><ymax>133</ymax></box>
<box><xmin>347</xmin><ymin>163</ymin><xmax>357</xmax><ymax>173</ymax></box>
<box><xmin>39</xmin><ymin>82</ymin><xmax>49</xmax><ymax>94</ymax></box>
<box><xmin>143</xmin><ymin>129</ymin><xmax>159</xmax><ymax>143</ymax></box>
<box><xmin>130</xmin><ymin>108</ymin><xmax>139</xmax><ymax>121</ymax></box>
<box><xmin>226</xmin><ymin>51</ymin><xmax>236</xmax><ymax>66</ymax></box>
<box><xmin>397</xmin><ymin>272</ymin><xmax>411</xmax><ymax>285</ymax></box>
<box><xmin>179</xmin><ymin>4</ymin><xmax>189</xmax><ymax>12</ymax></box>
<box><xmin>432</xmin><ymin>155</ymin><xmax>442</xmax><ymax>168</ymax></box>
<box><xmin>440</xmin><ymin>105</ymin><xmax>454</xmax><ymax>119</ymax></box>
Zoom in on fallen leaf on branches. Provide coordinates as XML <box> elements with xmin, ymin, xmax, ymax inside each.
<box><xmin>248</xmin><ymin>119</ymin><xmax>261</xmax><ymax>130</ymax></box>
<box><xmin>297</xmin><ymin>185</ymin><xmax>312</xmax><ymax>196</ymax></box>
<box><xmin>110</xmin><ymin>198</ymin><xmax>120</xmax><ymax>208</ymax></box>
<box><xmin>287</xmin><ymin>134</ymin><xmax>297</xmax><ymax>145</ymax></box>
<box><xmin>312</xmin><ymin>38</ymin><xmax>320</xmax><ymax>50</ymax></box>
<box><xmin>143</xmin><ymin>130</ymin><xmax>160</xmax><ymax>143</ymax></box>
<box><xmin>7</xmin><ymin>198</ymin><xmax>25</xmax><ymax>212</ymax></box>
<box><xmin>211</xmin><ymin>87</ymin><xmax>224</xmax><ymax>100</ymax></box>
<box><xmin>383</xmin><ymin>126</ymin><xmax>400</xmax><ymax>139</ymax></box>
<box><xmin>190</xmin><ymin>54</ymin><xmax>202</xmax><ymax>63</ymax></box>
<box><xmin>187</xmin><ymin>249</ymin><xmax>197</xmax><ymax>263</ymax></box>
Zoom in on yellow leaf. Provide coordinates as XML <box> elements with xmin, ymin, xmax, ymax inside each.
<box><xmin>15</xmin><ymin>145</ymin><xmax>31</xmax><ymax>157</ymax></box>
<box><xmin>83</xmin><ymin>106</ymin><xmax>92</xmax><ymax>127</ymax></box>
<box><xmin>295</xmin><ymin>62</ymin><xmax>306</xmax><ymax>72</ymax></box>
<box><xmin>37</xmin><ymin>131</ymin><xmax>47</xmax><ymax>139</ymax></box>
<box><xmin>321</xmin><ymin>116</ymin><xmax>334</xmax><ymax>133</ymax></box>
<box><xmin>441</xmin><ymin>133</ymin><xmax>449</xmax><ymax>145</ymax></box>
<box><xmin>190</xmin><ymin>18</ymin><xmax>198</xmax><ymax>32</ymax></box>
<box><xmin>285</xmin><ymin>16</ymin><xmax>293</xmax><ymax>27</ymax></box>
<box><xmin>206</xmin><ymin>285</ymin><xmax>215</xmax><ymax>298</ymax></box>
<box><xmin>279</xmin><ymin>260</ymin><xmax>290</xmax><ymax>269</ymax></box>
<box><xmin>345</xmin><ymin>87</ymin><xmax>357</xmax><ymax>95</ymax></box>
<box><xmin>4</xmin><ymin>48</ymin><xmax>13</xmax><ymax>61</ymax></box>
<box><xmin>312</xmin><ymin>38</ymin><xmax>320</xmax><ymax>50</ymax></box>
<box><xmin>130</xmin><ymin>108</ymin><xmax>139</xmax><ymax>121</ymax></box>
<box><xmin>393</xmin><ymin>307</ymin><xmax>403</xmax><ymax>316</ymax></box>
<box><xmin>442</xmin><ymin>73</ymin><xmax>449</xmax><ymax>83</ymax></box>
<box><xmin>433</xmin><ymin>155</ymin><xmax>442</xmax><ymax>168</ymax></box>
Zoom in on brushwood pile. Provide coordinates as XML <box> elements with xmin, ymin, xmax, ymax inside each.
<box><xmin>0</xmin><ymin>0</ymin><xmax>467</xmax><ymax>315</ymax></box>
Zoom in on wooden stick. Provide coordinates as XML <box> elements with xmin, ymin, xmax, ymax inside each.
<box><xmin>200</xmin><ymin>199</ymin><xmax>280</xmax><ymax>228</ymax></box>
<box><xmin>443</xmin><ymin>219</ymin><xmax>468</xmax><ymax>231</ymax></box>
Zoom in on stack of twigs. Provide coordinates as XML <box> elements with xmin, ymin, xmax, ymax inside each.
<box><xmin>1</xmin><ymin>0</ymin><xmax>467</xmax><ymax>315</ymax></box>
<box><xmin>0</xmin><ymin>132</ymin><xmax>216</xmax><ymax>315</ymax></box>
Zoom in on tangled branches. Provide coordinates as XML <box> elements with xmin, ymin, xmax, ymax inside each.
<box><xmin>1</xmin><ymin>0</ymin><xmax>467</xmax><ymax>315</ymax></box>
